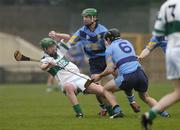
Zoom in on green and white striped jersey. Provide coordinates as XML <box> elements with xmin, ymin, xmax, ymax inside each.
<box><xmin>153</xmin><ymin>0</ymin><xmax>180</xmax><ymax>36</ymax></box>
<box><xmin>41</xmin><ymin>42</ymin><xmax>84</xmax><ymax>86</ymax></box>
<box><xmin>41</xmin><ymin>49</ymin><xmax>69</xmax><ymax>76</ymax></box>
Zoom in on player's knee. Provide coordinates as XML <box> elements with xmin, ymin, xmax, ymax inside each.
<box><xmin>94</xmin><ymin>84</ymin><xmax>105</xmax><ymax>96</ymax></box>
<box><xmin>139</xmin><ymin>92</ymin><xmax>148</xmax><ymax>102</ymax></box>
<box><xmin>98</xmin><ymin>85</ymin><xmax>105</xmax><ymax>93</ymax></box>
<box><xmin>173</xmin><ymin>90</ymin><xmax>180</xmax><ymax>100</ymax></box>
<box><xmin>64</xmin><ymin>84</ymin><xmax>75</xmax><ymax>94</ymax></box>
<box><xmin>176</xmin><ymin>87</ymin><xmax>180</xmax><ymax>96</ymax></box>
<box><xmin>103</xmin><ymin>89</ymin><xmax>109</xmax><ymax>97</ymax></box>
<box><xmin>124</xmin><ymin>91</ymin><xmax>133</xmax><ymax>96</ymax></box>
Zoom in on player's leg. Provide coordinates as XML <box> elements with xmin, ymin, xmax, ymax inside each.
<box><xmin>97</xmin><ymin>75</ymin><xmax>115</xmax><ymax>116</ymax></box>
<box><xmin>138</xmin><ymin>68</ymin><xmax>171</xmax><ymax>130</ymax></box>
<box><xmin>136</xmin><ymin>68</ymin><xmax>169</xmax><ymax>118</ymax></box>
<box><xmin>124</xmin><ymin>91</ymin><xmax>140</xmax><ymax>113</ymax></box>
<box><xmin>46</xmin><ymin>74</ymin><xmax>54</xmax><ymax>92</ymax></box>
<box><xmin>113</xmin><ymin>73</ymin><xmax>141</xmax><ymax>113</ymax></box>
<box><xmin>139</xmin><ymin>92</ymin><xmax>158</xmax><ymax>107</ymax></box>
<box><xmin>84</xmin><ymin>82</ymin><xmax>114</xmax><ymax>117</ymax></box>
<box><xmin>89</xmin><ymin>57</ymin><xmax>109</xmax><ymax>116</ymax></box>
<box><xmin>103</xmin><ymin>79</ymin><xmax>124</xmax><ymax>118</ymax></box>
<box><xmin>63</xmin><ymin>83</ymin><xmax>83</xmax><ymax>118</ymax></box>
<box><xmin>154</xmin><ymin>49</ymin><xmax>180</xmax><ymax>111</ymax></box>
<box><xmin>152</xmin><ymin>80</ymin><xmax>180</xmax><ymax>111</ymax></box>
<box><xmin>141</xmin><ymin>81</ymin><xmax>180</xmax><ymax>130</ymax></box>
<box><xmin>138</xmin><ymin>92</ymin><xmax>169</xmax><ymax>117</ymax></box>
<box><xmin>142</xmin><ymin>80</ymin><xmax>180</xmax><ymax>125</ymax></box>
<box><xmin>93</xmin><ymin>80</ymin><xmax>108</xmax><ymax>116</ymax></box>
<box><xmin>141</xmin><ymin>49</ymin><xmax>180</xmax><ymax>129</ymax></box>
<box><xmin>94</xmin><ymin>78</ymin><xmax>116</xmax><ymax>116</ymax></box>
<box><xmin>85</xmin><ymin>81</ymin><xmax>124</xmax><ymax>118</ymax></box>
<box><xmin>47</xmin><ymin>74</ymin><xmax>59</xmax><ymax>92</ymax></box>
<box><xmin>97</xmin><ymin>75</ymin><xmax>119</xmax><ymax>116</ymax></box>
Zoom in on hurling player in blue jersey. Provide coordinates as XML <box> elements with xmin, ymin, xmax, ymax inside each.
<box><xmin>67</xmin><ymin>8</ymin><xmax>112</xmax><ymax>116</ymax></box>
<box><xmin>92</xmin><ymin>28</ymin><xmax>169</xmax><ymax>118</ymax></box>
<box><xmin>138</xmin><ymin>36</ymin><xmax>167</xmax><ymax>60</ymax></box>
<box><xmin>68</xmin><ymin>8</ymin><xmax>107</xmax><ymax>75</ymax></box>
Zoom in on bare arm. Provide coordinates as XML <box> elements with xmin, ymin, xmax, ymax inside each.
<box><xmin>138</xmin><ymin>48</ymin><xmax>151</xmax><ymax>60</ymax></box>
<box><xmin>112</xmin><ymin>69</ymin><xmax>118</xmax><ymax>78</ymax></box>
<box><xmin>92</xmin><ymin>66</ymin><xmax>114</xmax><ymax>82</ymax></box>
<box><xmin>40</xmin><ymin>63</ymin><xmax>50</xmax><ymax>71</ymax></box>
<box><xmin>40</xmin><ymin>59</ymin><xmax>57</xmax><ymax>71</ymax></box>
<box><xmin>100</xmin><ymin>67</ymin><xmax>114</xmax><ymax>78</ymax></box>
<box><xmin>49</xmin><ymin>31</ymin><xmax>71</xmax><ymax>42</ymax></box>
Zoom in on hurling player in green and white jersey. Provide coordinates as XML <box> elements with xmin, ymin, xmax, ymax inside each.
<box><xmin>141</xmin><ymin>0</ymin><xmax>180</xmax><ymax>129</ymax></box>
<box><xmin>40</xmin><ymin>37</ymin><xmax>122</xmax><ymax>118</ymax></box>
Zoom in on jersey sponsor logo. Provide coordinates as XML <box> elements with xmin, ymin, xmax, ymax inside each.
<box><xmin>56</xmin><ymin>57</ymin><xmax>69</xmax><ymax>68</ymax></box>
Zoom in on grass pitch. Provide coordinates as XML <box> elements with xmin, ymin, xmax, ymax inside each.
<box><xmin>0</xmin><ymin>83</ymin><xmax>179</xmax><ymax>130</ymax></box>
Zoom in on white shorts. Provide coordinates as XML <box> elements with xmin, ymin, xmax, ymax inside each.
<box><xmin>63</xmin><ymin>74</ymin><xmax>90</xmax><ymax>93</ymax></box>
<box><xmin>55</xmin><ymin>62</ymin><xmax>90</xmax><ymax>93</ymax></box>
<box><xmin>166</xmin><ymin>48</ymin><xmax>180</xmax><ymax>80</ymax></box>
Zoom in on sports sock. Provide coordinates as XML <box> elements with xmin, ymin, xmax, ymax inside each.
<box><xmin>99</xmin><ymin>104</ymin><xmax>106</xmax><ymax>110</ymax></box>
<box><xmin>148</xmin><ymin>108</ymin><xmax>157</xmax><ymax>120</ymax></box>
<box><xmin>127</xmin><ymin>94</ymin><xmax>135</xmax><ymax>104</ymax></box>
<box><xmin>113</xmin><ymin>105</ymin><xmax>121</xmax><ymax>114</ymax></box>
<box><xmin>105</xmin><ymin>105</ymin><xmax>114</xmax><ymax>116</ymax></box>
<box><xmin>73</xmin><ymin>104</ymin><xmax>83</xmax><ymax>114</ymax></box>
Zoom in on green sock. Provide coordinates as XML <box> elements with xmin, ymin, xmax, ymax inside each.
<box><xmin>148</xmin><ymin>108</ymin><xmax>157</xmax><ymax>121</ymax></box>
<box><xmin>73</xmin><ymin>104</ymin><xmax>83</xmax><ymax>114</ymax></box>
<box><xmin>99</xmin><ymin>104</ymin><xmax>106</xmax><ymax>109</ymax></box>
<box><xmin>105</xmin><ymin>105</ymin><xmax>114</xmax><ymax>116</ymax></box>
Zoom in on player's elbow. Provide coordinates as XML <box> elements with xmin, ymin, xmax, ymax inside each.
<box><xmin>62</xmin><ymin>34</ymin><xmax>71</xmax><ymax>42</ymax></box>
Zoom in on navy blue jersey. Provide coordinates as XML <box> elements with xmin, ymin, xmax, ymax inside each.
<box><xmin>67</xmin><ymin>45</ymin><xmax>84</xmax><ymax>62</ymax></box>
<box><xmin>68</xmin><ymin>23</ymin><xmax>107</xmax><ymax>59</ymax></box>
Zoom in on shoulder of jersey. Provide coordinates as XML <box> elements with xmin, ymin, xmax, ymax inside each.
<box><xmin>98</xmin><ymin>24</ymin><xmax>108</xmax><ymax>31</ymax></box>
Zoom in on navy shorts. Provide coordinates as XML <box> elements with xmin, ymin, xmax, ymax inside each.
<box><xmin>89</xmin><ymin>56</ymin><xmax>106</xmax><ymax>74</ymax></box>
<box><xmin>119</xmin><ymin>67</ymin><xmax>148</xmax><ymax>93</ymax></box>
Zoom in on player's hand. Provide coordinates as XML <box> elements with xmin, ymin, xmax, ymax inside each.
<box><xmin>91</xmin><ymin>74</ymin><xmax>101</xmax><ymax>82</ymax></box>
<box><xmin>137</xmin><ymin>55</ymin><xmax>143</xmax><ymax>61</ymax></box>
<box><xmin>48</xmin><ymin>59</ymin><xmax>57</xmax><ymax>67</ymax></box>
<box><xmin>112</xmin><ymin>70</ymin><xmax>118</xmax><ymax>78</ymax></box>
<box><xmin>49</xmin><ymin>31</ymin><xmax>56</xmax><ymax>39</ymax></box>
